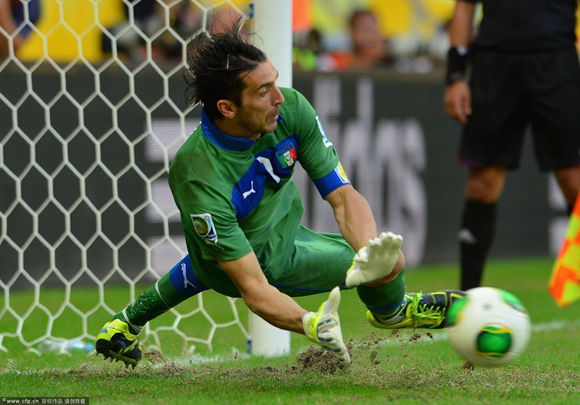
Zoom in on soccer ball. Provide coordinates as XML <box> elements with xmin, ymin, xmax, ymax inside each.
<box><xmin>446</xmin><ymin>287</ymin><xmax>531</xmax><ymax>367</ymax></box>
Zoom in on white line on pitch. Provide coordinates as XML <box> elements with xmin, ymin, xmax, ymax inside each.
<box><xmin>373</xmin><ymin>318</ymin><xmax>580</xmax><ymax>347</ymax></box>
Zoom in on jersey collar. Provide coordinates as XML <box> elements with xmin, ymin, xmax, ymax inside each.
<box><xmin>200</xmin><ymin>109</ymin><xmax>284</xmax><ymax>152</ymax></box>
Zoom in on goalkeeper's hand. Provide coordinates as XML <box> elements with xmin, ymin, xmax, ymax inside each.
<box><xmin>345</xmin><ymin>232</ymin><xmax>403</xmax><ymax>287</ymax></box>
<box><xmin>302</xmin><ymin>287</ymin><xmax>351</xmax><ymax>364</ymax></box>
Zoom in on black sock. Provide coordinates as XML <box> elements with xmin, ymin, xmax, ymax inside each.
<box><xmin>459</xmin><ymin>200</ymin><xmax>497</xmax><ymax>290</ymax></box>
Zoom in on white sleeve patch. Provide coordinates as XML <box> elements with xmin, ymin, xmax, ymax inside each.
<box><xmin>191</xmin><ymin>213</ymin><xmax>218</xmax><ymax>244</ymax></box>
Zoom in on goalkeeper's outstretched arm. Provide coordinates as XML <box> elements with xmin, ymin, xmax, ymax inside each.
<box><xmin>326</xmin><ymin>184</ymin><xmax>405</xmax><ymax>287</ymax></box>
<box><xmin>326</xmin><ymin>184</ymin><xmax>378</xmax><ymax>252</ymax></box>
<box><xmin>219</xmin><ymin>252</ymin><xmax>308</xmax><ymax>333</ymax></box>
<box><xmin>219</xmin><ymin>252</ymin><xmax>350</xmax><ymax>363</ymax></box>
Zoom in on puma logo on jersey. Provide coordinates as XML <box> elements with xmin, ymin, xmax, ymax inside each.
<box><xmin>181</xmin><ymin>262</ymin><xmax>196</xmax><ymax>289</ymax></box>
<box><xmin>242</xmin><ymin>181</ymin><xmax>256</xmax><ymax>199</ymax></box>
<box><xmin>257</xmin><ymin>156</ymin><xmax>281</xmax><ymax>183</ymax></box>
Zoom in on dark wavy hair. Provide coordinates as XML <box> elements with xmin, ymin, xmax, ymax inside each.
<box><xmin>184</xmin><ymin>27</ymin><xmax>267</xmax><ymax>121</ymax></box>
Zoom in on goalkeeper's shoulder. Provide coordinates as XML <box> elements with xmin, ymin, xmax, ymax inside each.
<box><xmin>278</xmin><ymin>87</ymin><xmax>317</xmax><ymax>131</ymax></box>
<box><xmin>279</xmin><ymin>86</ymin><xmax>300</xmax><ymax>100</ymax></box>
<box><xmin>279</xmin><ymin>87</ymin><xmax>312</xmax><ymax>110</ymax></box>
<box><xmin>169</xmin><ymin>130</ymin><xmax>217</xmax><ymax>186</ymax></box>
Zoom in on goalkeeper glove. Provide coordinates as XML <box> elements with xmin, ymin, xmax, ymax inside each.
<box><xmin>345</xmin><ymin>232</ymin><xmax>403</xmax><ymax>287</ymax></box>
<box><xmin>302</xmin><ymin>287</ymin><xmax>351</xmax><ymax>364</ymax></box>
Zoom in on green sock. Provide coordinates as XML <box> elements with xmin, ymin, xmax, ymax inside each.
<box><xmin>116</xmin><ymin>272</ymin><xmax>191</xmax><ymax>334</ymax></box>
<box><xmin>357</xmin><ymin>269</ymin><xmax>407</xmax><ymax>322</ymax></box>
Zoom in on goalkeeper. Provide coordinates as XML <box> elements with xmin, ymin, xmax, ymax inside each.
<box><xmin>96</xmin><ymin>27</ymin><xmax>463</xmax><ymax>367</ymax></box>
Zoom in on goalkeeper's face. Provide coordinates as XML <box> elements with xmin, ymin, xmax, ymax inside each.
<box><xmin>234</xmin><ymin>60</ymin><xmax>285</xmax><ymax>138</ymax></box>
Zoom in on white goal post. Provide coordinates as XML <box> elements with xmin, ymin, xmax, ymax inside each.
<box><xmin>0</xmin><ymin>0</ymin><xmax>291</xmax><ymax>357</ymax></box>
<box><xmin>247</xmin><ymin>0</ymin><xmax>292</xmax><ymax>357</ymax></box>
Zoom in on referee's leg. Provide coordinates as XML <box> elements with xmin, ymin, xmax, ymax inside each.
<box><xmin>460</xmin><ymin>166</ymin><xmax>506</xmax><ymax>290</ymax></box>
<box><xmin>554</xmin><ymin>166</ymin><xmax>580</xmax><ymax>214</ymax></box>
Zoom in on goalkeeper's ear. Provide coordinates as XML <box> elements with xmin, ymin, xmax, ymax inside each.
<box><xmin>216</xmin><ymin>99</ymin><xmax>237</xmax><ymax>119</ymax></box>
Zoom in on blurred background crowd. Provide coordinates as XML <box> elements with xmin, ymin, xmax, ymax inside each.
<box><xmin>1</xmin><ymin>0</ymin><xmax>580</xmax><ymax>72</ymax></box>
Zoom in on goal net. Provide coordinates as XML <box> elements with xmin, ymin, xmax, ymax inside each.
<box><xmin>0</xmin><ymin>0</ymin><xmax>266</xmax><ymax>357</ymax></box>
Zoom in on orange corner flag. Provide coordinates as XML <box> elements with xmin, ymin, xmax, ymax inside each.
<box><xmin>549</xmin><ymin>194</ymin><xmax>580</xmax><ymax>307</ymax></box>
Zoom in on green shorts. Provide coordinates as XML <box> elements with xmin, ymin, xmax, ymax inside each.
<box><xmin>265</xmin><ymin>225</ymin><xmax>355</xmax><ymax>297</ymax></box>
<box><xmin>199</xmin><ymin>225</ymin><xmax>355</xmax><ymax>298</ymax></box>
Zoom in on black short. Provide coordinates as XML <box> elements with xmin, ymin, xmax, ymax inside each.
<box><xmin>459</xmin><ymin>48</ymin><xmax>580</xmax><ymax>171</ymax></box>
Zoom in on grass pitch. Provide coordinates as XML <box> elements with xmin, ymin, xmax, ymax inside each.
<box><xmin>1</xmin><ymin>257</ymin><xmax>579</xmax><ymax>404</ymax></box>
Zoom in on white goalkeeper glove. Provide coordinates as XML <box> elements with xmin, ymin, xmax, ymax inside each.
<box><xmin>345</xmin><ymin>232</ymin><xmax>403</xmax><ymax>287</ymax></box>
<box><xmin>302</xmin><ymin>287</ymin><xmax>351</xmax><ymax>364</ymax></box>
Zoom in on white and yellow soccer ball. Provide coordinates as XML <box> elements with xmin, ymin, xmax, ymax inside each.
<box><xmin>446</xmin><ymin>287</ymin><xmax>531</xmax><ymax>367</ymax></box>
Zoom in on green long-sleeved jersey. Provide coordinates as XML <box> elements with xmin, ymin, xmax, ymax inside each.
<box><xmin>168</xmin><ymin>87</ymin><xmax>350</xmax><ymax>296</ymax></box>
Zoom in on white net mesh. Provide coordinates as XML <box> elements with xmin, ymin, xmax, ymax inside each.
<box><xmin>0</xmin><ymin>0</ymin><xmax>254</xmax><ymax>355</ymax></box>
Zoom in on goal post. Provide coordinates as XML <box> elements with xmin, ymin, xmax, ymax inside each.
<box><xmin>247</xmin><ymin>0</ymin><xmax>292</xmax><ymax>357</ymax></box>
